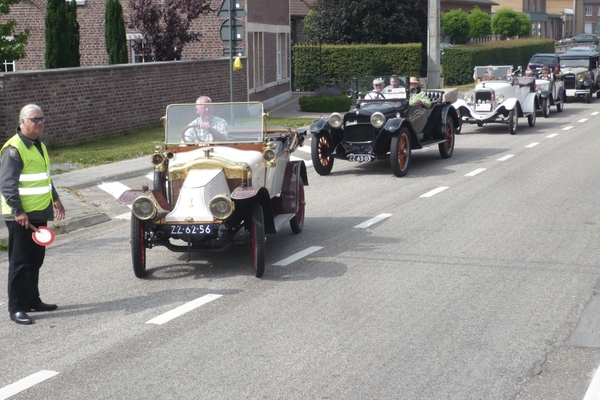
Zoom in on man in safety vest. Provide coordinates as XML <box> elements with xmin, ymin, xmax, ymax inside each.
<box><xmin>0</xmin><ymin>104</ymin><xmax>65</xmax><ymax>325</ymax></box>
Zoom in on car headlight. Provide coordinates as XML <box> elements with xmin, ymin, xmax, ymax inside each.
<box><xmin>209</xmin><ymin>195</ymin><xmax>234</xmax><ymax>220</ymax></box>
<box><xmin>370</xmin><ymin>112</ymin><xmax>386</xmax><ymax>129</ymax></box>
<box><xmin>464</xmin><ymin>94</ymin><xmax>472</xmax><ymax>103</ymax></box>
<box><xmin>132</xmin><ymin>196</ymin><xmax>157</xmax><ymax>220</ymax></box>
<box><xmin>496</xmin><ymin>94</ymin><xmax>504</xmax><ymax>103</ymax></box>
<box><xmin>578</xmin><ymin>74</ymin><xmax>585</xmax><ymax>82</ymax></box>
<box><xmin>329</xmin><ymin>113</ymin><xmax>343</xmax><ymax>128</ymax></box>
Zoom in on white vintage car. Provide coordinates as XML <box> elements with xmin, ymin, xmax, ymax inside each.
<box><xmin>118</xmin><ymin>102</ymin><xmax>308</xmax><ymax>279</ymax></box>
<box><xmin>453</xmin><ymin>65</ymin><xmax>539</xmax><ymax>134</ymax></box>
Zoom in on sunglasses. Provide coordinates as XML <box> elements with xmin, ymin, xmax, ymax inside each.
<box><xmin>27</xmin><ymin>117</ymin><xmax>45</xmax><ymax>123</ymax></box>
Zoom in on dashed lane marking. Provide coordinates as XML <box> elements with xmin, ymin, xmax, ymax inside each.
<box><xmin>525</xmin><ymin>142</ymin><xmax>539</xmax><ymax>148</ymax></box>
<box><xmin>592</xmin><ymin>112</ymin><xmax>599</xmax><ymax>116</ymax></box>
<box><xmin>579</xmin><ymin>118</ymin><xmax>589</xmax><ymax>123</ymax></box>
<box><xmin>0</xmin><ymin>370</ymin><xmax>59</xmax><ymax>400</ymax></box>
<box><xmin>546</xmin><ymin>133</ymin><xmax>558</xmax><ymax>138</ymax></box>
<box><xmin>354</xmin><ymin>214</ymin><xmax>392</xmax><ymax>229</ymax></box>
<box><xmin>563</xmin><ymin>126</ymin><xmax>574</xmax><ymax>131</ymax></box>
<box><xmin>497</xmin><ymin>155</ymin><xmax>515</xmax><ymax>161</ymax></box>
<box><xmin>146</xmin><ymin>294</ymin><xmax>223</xmax><ymax>325</ymax></box>
<box><xmin>465</xmin><ymin>168</ymin><xmax>486</xmax><ymax>177</ymax></box>
<box><xmin>420</xmin><ymin>187</ymin><xmax>449</xmax><ymax>198</ymax></box>
<box><xmin>273</xmin><ymin>246</ymin><xmax>323</xmax><ymax>266</ymax></box>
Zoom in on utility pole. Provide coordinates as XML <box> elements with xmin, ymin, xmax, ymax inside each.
<box><xmin>426</xmin><ymin>0</ymin><xmax>441</xmax><ymax>89</ymax></box>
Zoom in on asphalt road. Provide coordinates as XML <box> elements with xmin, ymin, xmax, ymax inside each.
<box><xmin>2</xmin><ymin>100</ymin><xmax>600</xmax><ymax>399</ymax></box>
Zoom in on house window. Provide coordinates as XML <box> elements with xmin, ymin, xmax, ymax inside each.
<box><xmin>277</xmin><ymin>33</ymin><xmax>288</xmax><ymax>80</ymax></box>
<box><xmin>2</xmin><ymin>60</ymin><xmax>15</xmax><ymax>72</ymax></box>
<box><xmin>586</xmin><ymin>6</ymin><xmax>592</xmax><ymax>16</ymax></box>
<box><xmin>598</xmin><ymin>6</ymin><xmax>600</xmax><ymax>16</ymax></box>
<box><xmin>253</xmin><ymin>32</ymin><xmax>264</xmax><ymax>87</ymax></box>
<box><xmin>127</xmin><ymin>33</ymin><xmax>149</xmax><ymax>63</ymax></box>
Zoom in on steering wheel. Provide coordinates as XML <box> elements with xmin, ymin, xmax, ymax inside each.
<box><xmin>366</xmin><ymin>91</ymin><xmax>386</xmax><ymax>100</ymax></box>
<box><xmin>181</xmin><ymin>124</ymin><xmax>228</xmax><ymax>143</ymax></box>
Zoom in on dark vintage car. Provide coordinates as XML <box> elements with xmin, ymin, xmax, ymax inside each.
<box><xmin>527</xmin><ymin>53</ymin><xmax>561</xmax><ymax>76</ymax></box>
<box><xmin>118</xmin><ymin>102</ymin><xmax>308</xmax><ymax>279</ymax></box>
<box><xmin>560</xmin><ymin>47</ymin><xmax>600</xmax><ymax>103</ymax></box>
<box><xmin>309</xmin><ymin>75</ymin><xmax>460</xmax><ymax>177</ymax></box>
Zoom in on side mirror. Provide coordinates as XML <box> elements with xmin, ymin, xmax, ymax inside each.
<box><xmin>346</xmin><ymin>89</ymin><xmax>354</xmax><ymax>98</ymax></box>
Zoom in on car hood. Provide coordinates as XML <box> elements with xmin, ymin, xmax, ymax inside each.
<box><xmin>350</xmin><ymin>103</ymin><xmax>404</xmax><ymax>118</ymax></box>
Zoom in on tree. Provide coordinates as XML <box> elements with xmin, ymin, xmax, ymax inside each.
<box><xmin>441</xmin><ymin>9</ymin><xmax>469</xmax><ymax>44</ymax></box>
<box><xmin>0</xmin><ymin>0</ymin><xmax>30</xmax><ymax>64</ymax></box>
<box><xmin>516</xmin><ymin>12</ymin><xmax>532</xmax><ymax>37</ymax></box>
<box><xmin>105</xmin><ymin>0</ymin><xmax>128</xmax><ymax>64</ymax></box>
<box><xmin>304</xmin><ymin>0</ymin><xmax>427</xmax><ymax>45</ymax></box>
<box><xmin>45</xmin><ymin>0</ymin><xmax>80</xmax><ymax>68</ymax></box>
<box><xmin>128</xmin><ymin>0</ymin><xmax>211</xmax><ymax>61</ymax></box>
<box><xmin>467</xmin><ymin>6</ymin><xmax>492</xmax><ymax>39</ymax></box>
<box><xmin>492</xmin><ymin>8</ymin><xmax>530</xmax><ymax>38</ymax></box>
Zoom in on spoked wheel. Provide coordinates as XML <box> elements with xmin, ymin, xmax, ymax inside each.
<box><xmin>311</xmin><ymin>132</ymin><xmax>334</xmax><ymax>175</ymax></box>
<box><xmin>542</xmin><ymin>98</ymin><xmax>550</xmax><ymax>118</ymax></box>
<box><xmin>131</xmin><ymin>214</ymin><xmax>147</xmax><ymax>278</ymax></box>
<box><xmin>390</xmin><ymin>127</ymin><xmax>411</xmax><ymax>177</ymax></box>
<box><xmin>508</xmin><ymin>109</ymin><xmax>518</xmax><ymax>135</ymax></box>
<box><xmin>527</xmin><ymin>108</ymin><xmax>536</xmax><ymax>127</ymax></box>
<box><xmin>289</xmin><ymin>178</ymin><xmax>305</xmax><ymax>234</ymax></box>
<box><xmin>438</xmin><ymin>119</ymin><xmax>455</xmax><ymax>159</ymax></box>
<box><xmin>250</xmin><ymin>203</ymin><xmax>266</xmax><ymax>278</ymax></box>
<box><xmin>557</xmin><ymin>93</ymin><xmax>564</xmax><ymax>112</ymax></box>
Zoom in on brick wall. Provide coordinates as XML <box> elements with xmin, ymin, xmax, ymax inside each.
<box><xmin>0</xmin><ymin>58</ymin><xmax>247</xmax><ymax>146</ymax></box>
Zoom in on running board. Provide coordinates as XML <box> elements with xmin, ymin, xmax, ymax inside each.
<box><xmin>273</xmin><ymin>213</ymin><xmax>294</xmax><ymax>232</ymax></box>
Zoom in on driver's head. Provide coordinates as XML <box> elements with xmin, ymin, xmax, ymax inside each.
<box><xmin>195</xmin><ymin>96</ymin><xmax>213</xmax><ymax>120</ymax></box>
<box><xmin>372</xmin><ymin>77</ymin><xmax>384</xmax><ymax>92</ymax></box>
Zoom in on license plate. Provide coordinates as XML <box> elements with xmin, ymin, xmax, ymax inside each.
<box><xmin>168</xmin><ymin>224</ymin><xmax>213</xmax><ymax>235</ymax></box>
<box><xmin>347</xmin><ymin>154</ymin><xmax>374</xmax><ymax>162</ymax></box>
<box><xmin>566</xmin><ymin>89</ymin><xmax>576</xmax><ymax>97</ymax></box>
<box><xmin>475</xmin><ymin>104</ymin><xmax>492</xmax><ymax>112</ymax></box>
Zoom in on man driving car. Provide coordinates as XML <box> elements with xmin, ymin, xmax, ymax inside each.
<box><xmin>182</xmin><ymin>96</ymin><xmax>229</xmax><ymax>142</ymax></box>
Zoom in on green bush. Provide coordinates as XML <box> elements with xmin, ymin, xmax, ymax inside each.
<box><xmin>299</xmin><ymin>95</ymin><xmax>352</xmax><ymax>112</ymax></box>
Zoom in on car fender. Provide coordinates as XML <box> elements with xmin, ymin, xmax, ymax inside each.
<box><xmin>385</xmin><ymin>117</ymin><xmax>420</xmax><ymax>149</ymax></box>
<box><xmin>501</xmin><ymin>97</ymin><xmax>518</xmax><ymax>111</ymax></box>
<box><xmin>231</xmin><ymin>186</ymin><xmax>276</xmax><ymax>234</ymax></box>
<box><xmin>441</xmin><ymin>105</ymin><xmax>459</xmax><ymax>133</ymax></box>
<box><xmin>521</xmin><ymin>93</ymin><xmax>537</xmax><ymax>115</ymax></box>
<box><xmin>538</xmin><ymin>90</ymin><xmax>550</xmax><ymax>100</ymax></box>
<box><xmin>277</xmin><ymin>160</ymin><xmax>308</xmax><ymax>215</ymax></box>
<box><xmin>117</xmin><ymin>189</ymin><xmax>171</xmax><ymax>223</ymax></box>
<box><xmin>583</xmin><ymin>79</ymin><xmax>593</xmax><ymax>88</ymax></box>
<box><xmin>309</xmin><ymin>118</ymin><xmax>329</xmax><ymax>134</ymax></box>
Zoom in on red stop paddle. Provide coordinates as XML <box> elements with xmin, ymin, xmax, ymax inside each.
<box><xmin>30</xmin><ymin>225</ymin><xmax>55</xmax><ymax>246</ymax></box>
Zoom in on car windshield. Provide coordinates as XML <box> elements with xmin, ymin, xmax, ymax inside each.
<box><xmin>530</xmin><ymin>56</ymin><xmax>556</xmax><ymax>64</ymax></box>
<box><xmin>473</xmin><ymin>65</ymin><xmax>513</xmax><ymax>81</ymax></box>
<box><xmin>561</xmin><ymin>58</ymin><xmax>590</xmax><ymax>68</ymax></box>
<box><xmin>165</xmin><ymin>102</ymin><xmax>264</xmax><ymax>145</ymax></box>
<box><xmin>353</xmin><ymin>75</ymin><xmax>409</xmax><ymax>101</ymax></box>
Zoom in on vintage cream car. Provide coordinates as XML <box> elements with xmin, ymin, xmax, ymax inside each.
<box><xmin>118</xmin><ymin>102</ymin><xmax>308</xmax><ymax>279</ymax></box>
<box><xmin>453</xmin><ymin>66</ymin><xmax>539</xmax><ymax>135</ymax></box>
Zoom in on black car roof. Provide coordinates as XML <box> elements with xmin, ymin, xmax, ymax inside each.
<box><xmin>561</xmin><ymin>48</ymin><xmax>599</xmax><ymax>57</ymax></box>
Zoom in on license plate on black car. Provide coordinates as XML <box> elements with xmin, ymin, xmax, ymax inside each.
<box><xmin>168</xmin><ymin>224</ymin><xmax>213</xmax><ymax>235</ymax></box>
<box><xmin>348</xmin><ymin>155</ymin><xmax>374</xmax><ymax>162</ymax></box>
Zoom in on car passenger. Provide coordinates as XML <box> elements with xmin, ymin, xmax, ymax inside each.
<box><xmin>385</xmin><ymin>75</ymin><xmax>401</xmax><ymax>90</ymax></box>
<box><xmin>364</xmin><ymin>77</ymin><xmax>386</xmax><ymax>99</ymax></box>
<box><xmin>407</xmin><ymin>77</ymin><xmax>430</xmax><ymax>133</ymax></box>
<box><xmin>540</xmin><ymin>65</ymin><xmax>551</xmax><ymax>80</ymax></box>
<box><xmin>182</xmin><ymin>96</ymin><xmax>229</xmax><ymax>143</ymax></box>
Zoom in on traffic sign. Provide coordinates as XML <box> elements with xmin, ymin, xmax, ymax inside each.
<box><xmin>218</xmin><ymin>0</ymin><xmax>246</xmax><ymax>18</ymax></box>
<box><xmin>220</xmin><ymin>18</ymin><xmax>244</xmax><ymax>46</ymax></box>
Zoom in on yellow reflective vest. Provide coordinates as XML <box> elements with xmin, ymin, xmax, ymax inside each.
<box><xmin>1</xmin><ymin>134</ymin><xmax>52</xmax><ymax>215</ymax></box>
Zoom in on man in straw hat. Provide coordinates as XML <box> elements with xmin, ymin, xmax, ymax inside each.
<box><xmin>407</xmin><ymin>77</ymin><xmax>431</xmax><ymax>133</ymax></box>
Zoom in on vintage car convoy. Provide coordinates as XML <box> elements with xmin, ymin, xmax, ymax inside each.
<box><xmin>309</xmin><ymin>75</ymin><xmax>460</xmax><ymax>177</ymax></box>
<box><xmin>452</xmin><ymin>66</ymin><xmax>539</xmax><ymax>134</ymax></box>
<box><xmin>118</xmin><ymin>102</ymin><xmax>308</xmax><ymax>279</ymax></box>
<box><xmin>560</xmin><ymin>48</ymin><xmax>600</xmax><ymax>103</ymax></box>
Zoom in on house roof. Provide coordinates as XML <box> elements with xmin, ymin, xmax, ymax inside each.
<box><xmin>291</xmin><ymin>0</ymin><xmax>314</xmax><ymax>16</ymax></box>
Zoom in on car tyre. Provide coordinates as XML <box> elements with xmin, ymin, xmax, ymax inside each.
<box><xmin>438</xmin><ymin>119</ymin><xmax>454</xmax><ymax>159</ymax></box>
<box><xmin>528</xmin><ymin>109</ymin><xmax>536</xmax><ymax>127</ymax></box>
<box><xmin>508</xmin><ymin>109</ymin><xmax>518</xmax><ymax>135</ymax></box>
<box><xmin>542</xmin><ymin>98</ymin><xmax>550</xmax><ymax>118</ymax></box>
<box><xmin>311</xmin><ymin>132</ymin><xmax>334</xmax><ymax>175</ymax></box>
<box><xmin>390</xmin><ymin>127</ymin><xmax>411</xmax><ymax>177</ymax></box>
<box><xmin>250</xmin><ymin>203</ymin><xmax>265</xmax><ymax>278</ymax></box>
<box><xmin>476</xmin><ymin>121</ymin><xmax>484</xmax><ymax>127</ymax></box>
<box><xmin>131</xmin><ymin>214</ymin><xmax>147</xmax><ymax>278</ymax></box>
<box><xmin>586</xmin><ymin>90</ymin><xmax>592</xmax><ymax>103</ymax></box>
<box><xmin>557</xmin><ymin>93</ymin><xmax>564</xmax><ymax>112</ymax></box>
<box><xmin>289</xmin><ymin>178</ymin><xmax>305</xmax><ymax>234</ymax></box>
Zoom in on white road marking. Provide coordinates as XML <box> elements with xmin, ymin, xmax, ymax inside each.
<box><xmin>546</xmin><ymin>133</ymin><xmax>558</xmax><ymax>138</ymax></box>
<box><xmin>420</xmin><ymin>187</ymin><xmax>449</xmax><ymax>198</ymax></box>
<box><xmin>465</xmin><ymin>168</ymin><xmax>486</xmax><ymax>177</ymax></box>
<box><xmin>583</xmin><ymin>363</ymin><xmax>600</xmax><ymax>400</ymax></box>
<box><xmin>145</xmin><ymin>172</ymin><xmax>153</xmax><ymax>180</ymax></box>
<box><xmin>525</xmin><ymin>142</ymin><xmax>539</xmax><ymax>148</ymax></box>
<box><xmin>98</xmin><ymin>181</ymin><xmax>131</xmax><ymax>199</ymax></box>
<box><xmin>304</xmin><ymin>160</ymin><xmax>313</xmax><ymax>168</ymax></box>
<box><xmin>295</xmin><ymin>146</ymin><xmax>311</xmax><ymax>154</ymax></box>
<box><xmin>563</xmin><ymin>126</ymin><xmax>574</xmax><ymax>131</ymax></box>
<box><xmin>115</xmin><ymin>212</ymin><xmax>131</xmax><ymax>220</ymax></box>
<box><xmin>146</xmin><ymin>294</ymin><xmax>222</xmax><ymax>325</ymax></box>
<box><xmin>273</xmin><ymin>246</ymin><xmax>323</xmax><ymax>266</ymax></box>
<box><xmin>592</xmin><ymin>112</ymin><xmax>599</xmax><ymax>116</ymax></box>
<box><xmin>354</xmin><ymin>213</ymin><xmax>393</xmax><ymax>229</ymax></box>
<box><xmin>497</xmin><ymin>154</ymin><xmax>514</xmax><ymax>161</ymax></box>
<box><xmin>0</xmin><ymin>370</ymin><xmax>59</xmax><ymax>400</ymax></box>
<box><xmin>579</xmin><ymin>118</ymin><xmax>589</xmax><ymax>123</ymax></box>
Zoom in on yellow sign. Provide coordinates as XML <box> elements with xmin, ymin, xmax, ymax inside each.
<box><xmin>233</xmin><ymin>57</ymin><xmax>242</xmax><ymax>71</ymax></box>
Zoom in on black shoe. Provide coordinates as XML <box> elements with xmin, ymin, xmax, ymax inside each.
<box><xmin>9</xmin><ymin>311</ymin><xmax>33</xmax><ymax>325</ymax></box>
<box><xmin>29</xmin><ymin>302</ymin><xmax>57</xmax><ymax>312</ymax></box>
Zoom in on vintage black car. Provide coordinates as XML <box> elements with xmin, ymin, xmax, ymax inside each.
<box><xmin>309</xmin><ymin>76</ymin><xmax>460</xmax><ymax>177</ymax></box>
<box><xmin>560</xmin><ymin>48</ymin><xmax>600</xmax><ymax>103</ymax></box>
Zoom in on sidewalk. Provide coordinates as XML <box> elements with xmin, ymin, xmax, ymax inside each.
<box><xmin>0</xmin><ymin>95</ymin><xmax>322</xmax><ymax>242</ymax></box>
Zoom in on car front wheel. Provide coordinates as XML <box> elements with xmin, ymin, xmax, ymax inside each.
<box><xmin>542</xmin><ymin>98</ymin><xmax>550</xmax><ymax>118</ymax></box>
<box><xmin>438</xmin><ymin>119</ymin><xmax>454</xmax><ymax>159</ymax></box>
<box><xmin>131</xmin><ymin>215</ymin><xmax>147</xmax><ymax>278</ymax></box>
<box><xmin>508</xmin><ymin>109</ymin><xmax>518</xmax><ymax>135</ymax></box>
<box><xmin>586</xmin><ymin>89</ymin><xmax>592</xmax><ymax>103</ymax></box>
<box><xmin>311</xmin><ymin>132</ymin><xmax>334</xmax><ymax>175</ymax></box>
<box><xmin>390</xmin><ymin>127</ymin><xmax>411</xmax><ymax>177</ymax></box>
<box><xmin>557</xmin><ymin>92</ymin><xmax>564</xmax><ymax>112</ymax></box>
<box><xmin>289</xmin><ymin>178</ymin><xmax>305</xmax><ymax>234</ymax></box>
<box><xmin>250</xmin><ymin>203</ymin><xmax>266</xmax><ymax>278</ymax></box>
<box><xmin>528</xmin><ymin>109</ymin><xmax>536</xmax><ymax>127</ymax></box>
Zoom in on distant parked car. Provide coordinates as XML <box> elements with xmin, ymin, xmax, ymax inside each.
<box><xmin>527</xmin><ymin>53</ymin><xmax>561</xmax><ymax>76</ymax></box>
<box><xmin>571</xmin><ymin>33</ymin><xmax>600</xmax><ymax>44</ymax></box>
<box><xmin>440</xmin><ymin>42</ymin><xmax>453</xmax><ymax>55</ymax></box>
